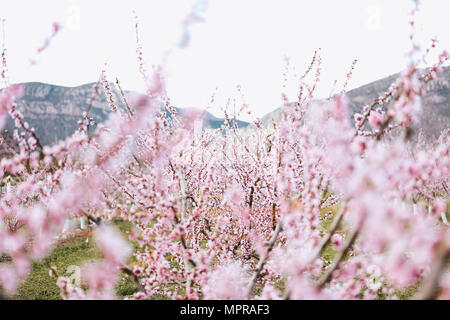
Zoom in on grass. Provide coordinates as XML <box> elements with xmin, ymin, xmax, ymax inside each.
<box><xmin>319</xmin><ymin>205</ymin><xmax>340</xmax><ymax>263</ymax></box>
<box><xmin>10</xmin><ymin>230</ymin><xmax>98</xmax><ymax>300</ymax></box>
<box><xmin>318</xmin><ymin>204</ymin><xmax>422</xmax><ymax>299</ymax></box>
<box><xmin>1</xmin><ymin>220</ymin><xmax>139</xmax><ymax>300</ymax></box>
<box><xmin>395</xmin><ymin>283</ymin><xmax>421</xmax><ymax>300</ymax></box>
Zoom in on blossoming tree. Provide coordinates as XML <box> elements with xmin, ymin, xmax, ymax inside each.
<box><xmin>0</xmin><ymin>0</ymin><xmax>449</xmax><ymax>300</ymax></box>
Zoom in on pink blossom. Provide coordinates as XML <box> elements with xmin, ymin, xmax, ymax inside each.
<box><xmin>331</xmin><ymin>233</ymin><xmax>344</xmax><ymax>250</ymax></box>
<box><xmin>94</xmin><ymin>225</ymin><xmax>132</xmax><ymax>265</ymax></box>
<box><xmin>368</xmin><ymin>110</ymin><xmax>383</xmax><ymax>128</ymax></box>
<box><xmin>203</xmin><ymin>262</ymin><xmax>249</xmax><ymax>299</ymax></box>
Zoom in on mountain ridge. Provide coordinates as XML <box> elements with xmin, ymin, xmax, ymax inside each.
<box><xmin>1</xmin><ymin>67</ymin><xmax>449</xmax><ymax>155</ymax></box>
<box><xmin>262</xmin><ymin>66</ymin><xmax>450</xmax><ymax>140</ymax></box>
<box><xmin>0</xmin><ymin>81</ymin><xmax>249</xmax><ymax>151</ymax></box>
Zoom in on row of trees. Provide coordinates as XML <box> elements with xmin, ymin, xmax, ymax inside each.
<box><xmin>0</xmin><ymin>0</ymin><xmax>449</xmax><ymax>299</ymax></box>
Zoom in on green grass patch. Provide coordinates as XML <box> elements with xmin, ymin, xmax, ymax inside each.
<box><xmin>9</xmin><ymin>230</ymin><xmax>99</xmax><ymax>300</ymax></box>
<box><xmin>1</xmin><ymin>221</ymin><xmax>140</xmax><ymax>300</ymax></box>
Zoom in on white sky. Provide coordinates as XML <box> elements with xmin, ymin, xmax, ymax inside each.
<box><xmin>1</xmin><ymin>0</ymin><xmax>449</xmax><ymax>120</ymax></box>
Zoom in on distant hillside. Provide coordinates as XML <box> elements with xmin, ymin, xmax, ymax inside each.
<box><xmin>1</xmin><ymin>66</ymin><xmax>448</xmax><ymax>156</ymax></box>
<box><xmin>346</xmin><ymin>67</ymin><xmax>450</xmax><ymax>139</ymax></box>
<box><xmin>263</xmin><ymin>67</ymin><xmax>450</xmax><ymax>139</ymax></box>
<box><xmin>0</xmin><ymin>82</ymin><xmax>250</xmax><ymax>153</ymax></box>
<box><xmin>1</xmin><ymin>82</ymin><xmax>113</xmax><ymax>148</ymax></box>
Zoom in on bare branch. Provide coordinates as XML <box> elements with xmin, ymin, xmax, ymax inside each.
<box><xmin>246</xmin><ymin>218</ymin><xmax>283</xmax><ymax>298</ymax></box>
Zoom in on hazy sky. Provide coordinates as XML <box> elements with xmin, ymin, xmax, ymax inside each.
<box><xmin>1</xmin><ymin>0</ymin><xmax>449</xmax><ymax>120</ymax></box>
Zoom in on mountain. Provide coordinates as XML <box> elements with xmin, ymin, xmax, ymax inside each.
<box><xmin>346</xmin><ymin>67</ymin><xmax>450</xmax><ymax>139</ymax></box>
<box><xmin>0</xmin><ymin>82</ymin><xmax>250</xmax><ymax>152</ymax></box>
<box><xmin>263</xmin><ymin>66</ymin><xmax>450</xmax><ymax>140</ymax></box>
<box><xmin>1</xmin><ymin>82</ymin><xmax>113</xmax><ymax>148</ymax></box>
<box><xmin>1</xmin><ymin>66</ymin><xmax>449</xmax><ymax>156</ymax></box>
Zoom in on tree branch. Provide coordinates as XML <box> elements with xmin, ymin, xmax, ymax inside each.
<box><xmin>317</xmin><ymin>219</ymin><xmax>361</xmax><ymax>288</ymax></box>
<box><xmin>415</xmin><ymin>244</ymin><xmax>450</xmax><ymax>300</ymax></box>
<box><xmin>246</xmin><ymin>218</ymin><xmax>283</xmax><ymax>298</ymax></box>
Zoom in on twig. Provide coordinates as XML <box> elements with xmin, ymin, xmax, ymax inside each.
<box><xmin>115</xmin><ymin>77</ymin><xmax>134</xmax><ymax>119</ymax></box>
<box><xmin>80</xmin><ymin>210</ymin><xmax>101</xmax><ymax>225</ymax></box>
<box><xmin>317</xmin><ymin>218</ymin><xmax>362</xmax><ymax>288</ymax></box>
<box><xmin>177</xmin><ymin>169</ymin><xmax>198</xmax><ymax>297</ymax></box>
<box><xmin>120</xmin><ymin>266</ymin><xmax>145</xmax><ymax>293</ymax></box>
<box><xmin>283</xmin><ymin>202</ymin><xmax>346</xmax><ymax>300</ymax></box>
<box><xmin>415</xmin><ymin>243</ymin><xmax>450</xmax><ymax>300</ymax></box>
<box><xmin>246</xmin><ymin>218</ymin><xmax>283</xmax><ymax>298</ymax></box>
<box><xmin>313</xmin><ymin>202</ymin><xmax>346</xmax><ymax>260</ymax></box>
